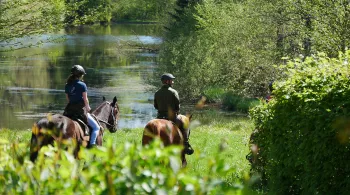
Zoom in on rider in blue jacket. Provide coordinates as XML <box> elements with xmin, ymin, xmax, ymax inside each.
<box><xmin>64</xmin><ymin>65</ymin><xmax>100</xmax><ymax>148</ymax></box>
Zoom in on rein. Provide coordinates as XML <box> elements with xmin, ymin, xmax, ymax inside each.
<box><xmin>96</xmin><ymin>118</ymin><xmax>115</xmax><ymax>129</ymax></box>
<box><xmin>93</xmin><ymin>104</ymin><xmax>117</xmax><ymax>130</ymax></box>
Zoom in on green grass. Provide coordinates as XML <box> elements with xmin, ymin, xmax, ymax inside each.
<box><xmin>188</xmin><ymin>110</ymin><xmax>254</xmax><ymax>183</ymax></box>
<box><xmin>0</xmin><ymin>110</ymin><xmax>254</xmax><ymax>184</ymax></box>
<box><xmin>0</xmin><ymin>129</ymin><xmax>32</xmax><ymax>143</ymax></box>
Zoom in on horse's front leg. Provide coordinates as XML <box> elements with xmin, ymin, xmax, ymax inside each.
<box><xmin>73</xmin><ymin>140</ymin><xmax>82</xmax><ymax>159</ymax></box>
<box><xmin>96</xmin><ymin>129</ymin><xmax>103</xmax><ymax>146</ymax></box>
<box><xmin>181</xmin><ymin>150</ymin><xmax>187</xmax><ymax>167</ymax></box>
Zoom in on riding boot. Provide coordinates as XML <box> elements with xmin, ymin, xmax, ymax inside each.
<box><xmin>183</xmin><ymin>132</ymin><xmax>194</xmax><ymax>155</ymax></box>
<box><xmin>87</xmin><ymin>144</ymin><xmax>97</xmax><ymax>149</ymax></box>
<box><xmin>184</xmin><ymin>141</ymin><xmax>194</xmax><ymax>155</ymax></box>
<box><xmin>175</xmin><ymin>117</ymin><xmax>194</xmax><ymax>155</ymax></box>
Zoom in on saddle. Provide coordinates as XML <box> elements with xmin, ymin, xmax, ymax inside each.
<box><xmin>76</xmin><ymin>114</ymin><xmax>101</xmax><ymax>137</ymax></box>
<box><xmin>157</xmin><ymin>116</ymin><xmax>182</xmax><ymax>127</ymax></box>
<box><xmin>63</xmin><ymin>103</ymin><xmax>91</xmax><ymax>136</ymax></box>
<box><xmin>75</xmin><ymin>118</ymin><xmax>91</xmax><ymax>136</ymax></box>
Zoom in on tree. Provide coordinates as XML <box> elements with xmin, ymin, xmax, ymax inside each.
<box><xmin>0</xmin><ymin>0</ymin><xmax>65</xmax><ymax>51</ymax></box>
<box><xmin>157</xmin><ymin>0</ymin><xmax>350</xmax><ymax>100</ymax></box>
<box><xmin>158</xmin><ymin>0</ymin><xmax>278</xmax><ymax>99</ymax></box>
<box><xmin>111</xmin><ymin>0</ymin><xmax>176</xmax><ymax>22</ymax></box>
<box><xmin>64</xmin><ymin>0</ymin><xmax>112</xmax><ymax>25</ymax></box>
<box><xmin>257</xmin><ymin>0</ymin><xmax>350</xmax><ymax>59</ymax></box>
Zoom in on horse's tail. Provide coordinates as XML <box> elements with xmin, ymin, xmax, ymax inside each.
<box><xmin>30</xmin><ymin>123</ymin><xmax>41</xmax><ymax>162</ymax></box>
<box><xmin>29</xmin><ymin>118</ymin><xmax>55</xmax><ymax>162</ymax></box>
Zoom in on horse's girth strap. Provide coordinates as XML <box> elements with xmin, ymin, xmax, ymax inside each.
<box><xmin>72</xmin><ymin>121</ymin><xmax>87</xmax><ymax>141</ymax></box>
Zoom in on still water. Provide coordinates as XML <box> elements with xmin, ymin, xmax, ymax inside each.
<box><xmin>0</xmin><ymin>24</ymin><xmax>162</xmax><ymax>130</ymax></box>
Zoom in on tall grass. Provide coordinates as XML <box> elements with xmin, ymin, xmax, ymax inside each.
<box><xmin>103</xmin><ymin>110</ymin><xmax>254</xmax><ymax>183</ymax></box>
<box><xmin>0</xmin><ymin>110</ymin><xmax>255</xmax><ymax>191</ymax></box>
<box><xmin>222</xmin><ymin>92</ymin><xmax>261</xmax><ymax>113</ymax></box>
<box><xmin>203</xmin><ymin>87</ymin><xmax>262</xmax><ymax>113</ymax></box>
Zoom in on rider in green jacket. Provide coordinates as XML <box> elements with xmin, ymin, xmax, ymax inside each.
<box><xmin>154</xmin><ymin>73</ymin><xmax>194</xmax><ymax>155</ymax></box>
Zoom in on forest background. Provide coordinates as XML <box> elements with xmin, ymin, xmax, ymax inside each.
<box><xmin>4</xmin><ymin>0</ymin><xmax>350</xmax><ymax>103</ymax></box>
<box><xmin>0</xmin><ymin>0</ymin><xmax>350</xmax><ymax>102</ymax></box>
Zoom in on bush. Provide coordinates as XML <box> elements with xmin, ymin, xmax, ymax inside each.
<box><xmin>0</xmin><ymin>137</ymin><xmax>249</xmax><ymax>194</ymax></box>
<box><xmin>223</xmin><ymin>91</ymin><xmax>260</xmax><ymax>113</ymax></box>
<box><xmin>203</xmin><ymin>87</ymin><xmax>226</xmax><ymax>103</ymax></box>
<box><xmin>249</xmin><ymin>51</ymin><xmax>350</xmax><ymax>194</ymax></box>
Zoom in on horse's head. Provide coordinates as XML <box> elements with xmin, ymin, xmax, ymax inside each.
<box><xmin>93</xmin><ymin>96</ymin><xmax>120</xmax><ymax>133</ymax></box>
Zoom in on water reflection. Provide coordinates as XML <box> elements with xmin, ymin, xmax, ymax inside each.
<box><xmin>0</xmin><ymin>24</ymin><xmax>160</xmax><ymax>129</ymax></box>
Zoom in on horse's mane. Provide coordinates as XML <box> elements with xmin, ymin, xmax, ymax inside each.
<box><xmin>93</xmin><ymin>100</ymin><xmax>119</xmax><ymax>114</ymax></box>
<box><xmin>93</xmin><ymin>101</ymin><xmax>109</xmax><ymax>114</ymax></box>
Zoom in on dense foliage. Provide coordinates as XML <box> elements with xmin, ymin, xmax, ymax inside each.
<box><xmin>155</xmin><ymin>0</ymin><xmax>350</xmax><ymax>100</ymax></box>
<box><xmin>0</xmin><ymin>137</ymin><xmax>251</xmax><ymax>194</ymax></box>
<box><xmin>249</xmin><ymin>51</ymin><xmax>350</xmax><ymax>194</ymax></box>
<box><xmin>0</xmin><ymin>0</ymin><xmax>65</xmax><ymax>51</ymax></box>
<box><xmin>0</xmin><ymin>0</ymin><xmax>176</xmax><ymax>51</ymax></box>
<box><xmin>64</xmin><ymin>0</ymin><xmax>177</xmax><ymax>25</ymax></box>
<box><xmin>111</xmin><ymin>0</ymin><xmax>176</xmax><ymax>22</ymax></box>
<box><xmin>64</xmin><ymin>0</ymin><xmax>113</xmax><ymax>25</ymax></box>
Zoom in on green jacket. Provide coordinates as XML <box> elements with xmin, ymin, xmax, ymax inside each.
<box><xmin>154</xmin><ymin>85</ymin><xmax>180</xmax><ymax>120</ymax></box>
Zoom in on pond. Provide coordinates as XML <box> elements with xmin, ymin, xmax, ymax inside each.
<box><xmin>0</xmin><ymin>24</ymin><xmax>162</xmax><ymax>130</ymax></box>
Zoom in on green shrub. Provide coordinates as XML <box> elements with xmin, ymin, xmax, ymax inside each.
<box><xmin>0</xmin><ymin>137</ymin><xmax>249</xmax><ymax>194</ymax></box>
<box><xmin>223</xmin><ymin>91</ymin><xmax>260</xmax><ymax>113</ymax></box>
<box><xmin>203</xmin><ymin>87</ymin><xmax>226</xmax><ymax>103</ymax></box>
<box><xmin>249</xmin><ymin>51</ymin><xmax>350</xmax><ymax>194</ymax></box>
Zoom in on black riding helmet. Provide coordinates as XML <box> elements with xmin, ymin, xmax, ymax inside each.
<box><xmin>161</xmin><ymin>73</ymin><xmax>175</xmax><ymax>81</ymax></box>
<box><xmin>71</xmin><ymin>65</ymin><xmax>86</xmax><ymax>76</ymax></box>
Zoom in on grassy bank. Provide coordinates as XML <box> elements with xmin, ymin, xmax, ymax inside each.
<box><xmin>0</xmin><ymin>110</ymin><xmax>254</xmax><ymax>185</ymax></box>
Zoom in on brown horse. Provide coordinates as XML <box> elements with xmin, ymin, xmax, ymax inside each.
<box><xmin>30</xmin><ymin>96</ymin><xmax>120</xmax><ymax>162</ymax></box>
<box><xmin>142</xmin><ymin>114</ymin><xmax>192</xmax><ymax>167</ymax></box>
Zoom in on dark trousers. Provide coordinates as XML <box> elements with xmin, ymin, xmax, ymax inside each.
<box><xmin>63</xmin><ymin>102</ymin><xmax>88</xmax><ymax>123</ymax></box>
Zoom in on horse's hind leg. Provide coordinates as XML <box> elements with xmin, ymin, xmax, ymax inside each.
<box><xmin>30</xmin><ymin>122</ymin><xmax>49</xmax><ymax>162</ymax></box>
<box><xmin>142</xmin><ymin>126</ymin><xmax>155</xmax><ymax>146</ymax></box>
<box><xmin>30</xmin><ymin>133</ymin><xmax>39</xmax><ymax>162</ymax></box>
<box><xmin>29</xmin><ymin>132</ymin><xmax>55</xmax><ymax>162</ymax></box>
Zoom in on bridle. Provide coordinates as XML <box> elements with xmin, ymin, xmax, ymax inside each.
<box><xmin>95</xmin><ymin>102</ymin><xmax>118</xmax><ymax>131</ymax></box>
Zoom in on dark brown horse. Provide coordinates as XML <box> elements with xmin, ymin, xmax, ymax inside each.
<box><xmin>30</xmin><ymin>96</ymin><xmax>120</xmax><ymax>162</ymax></box>
<box><xmin>142</xmin><ymin>114</ymin><xmax>192</xmax><ymax>167</ymax></box>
